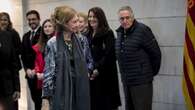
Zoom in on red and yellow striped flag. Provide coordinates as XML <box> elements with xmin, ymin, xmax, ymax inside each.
<box><xmin>183</xmin><ymin>0</ymin><xmax>195</xmax><ymax>109</ymax></box>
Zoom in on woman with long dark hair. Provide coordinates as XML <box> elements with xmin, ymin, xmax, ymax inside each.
<box><xmin>32</xmin><ymin>19</ymin><xmax>55</xmax><ymax>90</ymax></box>
<box><xmin>0</xmin><ymin>12</ymin><xmax>21</xmax><ymax>110</ymax></box>
<box><xmin>87</xmin><ymin>7</ymin><xmax>121</xmax><ymax>110</ymax></box>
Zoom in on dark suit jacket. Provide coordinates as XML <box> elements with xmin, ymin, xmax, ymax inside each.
<box><xmin>21</xmin><ymin>27</ymin><xmax>41</xmax><ymax>70</ymax></box>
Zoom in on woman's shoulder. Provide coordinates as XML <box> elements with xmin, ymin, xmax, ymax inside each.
<box><xmin>106</xmin><ymin>28</ymin><xmax>114</xmax><ymax>34</ymax></box>
<box><xmin>47</xmin><ymin>36</ymin><xmax>56</xmax><ymax>46</ymax></box>
<box><xmin>45</xmin><ymin>36</ymin><xmax>57</xmax><ymax>54</ymax></box>
<box><xmin>98</xmin><ymin>28</ymin><xmax>114</xmax><ymax>39</ymax></box>
<box><xmin>100</xmin><ymin>28</ymin><xmax>114</xmax><ymax>36</ymax></box>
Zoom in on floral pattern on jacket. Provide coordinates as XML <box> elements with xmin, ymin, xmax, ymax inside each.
<box><xmin>42</xmin><ymin>36</ymin><xmax>57</xmax><ymax>98</ymax></box>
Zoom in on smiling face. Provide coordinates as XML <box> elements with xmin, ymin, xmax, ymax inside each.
<box><xmin>78</xmin><ymin>16</ymin><xmax>87</xmax><ymax>32</ymax></box>
<box><xmin>0</xmin><ymin>15</ymin><xmax>9</xmax><ymax>30</ymax></box>
<box><xmin>88</xmin><ymin>11</ymin><xmax>98</xmax><ymax>31</ymax></box>
<box><xmin>27</xmin><ymin>14</ymin><xmax>40</xmax><ymax>30</ymax></box>
<box><xmin>43</xmin><ymin>21</ymin><xmax>55</xmax><ymax>36</ymax></box>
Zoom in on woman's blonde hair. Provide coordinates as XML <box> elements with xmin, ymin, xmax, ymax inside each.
<box><xmin>51</xmin><ymin>5</ymin><xmax>77</xmax><ymax>31</ymax></box>
<box><xmin>52</xmin><ymin>5</ymin><xmax>76</xmax><ymax>25</ymax></box>
<box><xmin>78</xmin><ymin>12</ymin><xmax>88</xmax><ymax>23</ymax></box>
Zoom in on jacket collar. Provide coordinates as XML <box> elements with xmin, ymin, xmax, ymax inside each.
<box><xmin>30</xmin><ymin>25</ymin><xmax>41</xmax><ymax>33</ymax></box>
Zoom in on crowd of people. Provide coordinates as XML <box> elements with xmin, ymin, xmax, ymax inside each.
<box><xmin>0</xmin><ymin>5</ymin><xmax>161</xmax><ymax>110</ymax></box>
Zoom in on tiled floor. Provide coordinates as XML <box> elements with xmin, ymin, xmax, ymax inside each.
<box><xmin>18</xmin><ymin>69</ymin><xmax>27</xmax><ymax>110</ymax></box>
<box><xmin>18</xmin><ymin>69</ymin><xmax>35</xmax><ymax>110</ymax></box>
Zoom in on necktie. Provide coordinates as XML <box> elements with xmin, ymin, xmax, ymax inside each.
<box><xmin>31</xmin><ymin>31</ymin><xmax>35</xmax><ymax>38</ymax></box>
<box><xmin>30</xmin><ymin>31</ymin><xmax>35</xmax><ymax>43</ymax></box>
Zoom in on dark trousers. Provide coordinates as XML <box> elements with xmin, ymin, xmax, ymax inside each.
<box><xmin>123</xmin><ymin>83</ymin><xmax>153</xmax><ymax>110</ymax></box>
<box><xmin>90</xmin><ymin>78</ymin><xmax>104</xmax><ymax>110</ymax></box>
<box><xmin>90</xmin><ymin>78</ymin><xmax>115</xmax><ymax>110</ymax></box>
<box><xmin>27</xmin><ymin>77</ymin><xmax>42</xmax><ymax>110</ymax></box>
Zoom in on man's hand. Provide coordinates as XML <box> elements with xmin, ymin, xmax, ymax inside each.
<box><xmin>37</xmin><ymin>73</ymin><xmax>44</xmax><ymax>80</ymax></box>
<box><xmin>26</xmin><ymin>69</ymin><xmax>35</xmax><ymax>78</ymax></box>
<box><xmin>90</xmin><ymin>69</ymin><xmax>99</xmax><ymax>80</ymax></box>
<box><xmin>12</xmin><ymin>91</ymin><xmax>20</xmax><ymax>101</ymax></box>
<box><xmin>41</xmin><ymin>99</ymin><xmax>50</xmax><ymax>110</ymax></box>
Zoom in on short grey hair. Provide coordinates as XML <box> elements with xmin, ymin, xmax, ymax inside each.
<box><xmin>118</xmin><ymin>6</ymin><xmax>134</xmax><ymax>18</ymax></box>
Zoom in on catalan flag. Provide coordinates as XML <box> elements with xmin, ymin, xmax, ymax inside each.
<box><xmin>183</xmin><ymin>0</ymin><xmax>195</xmax><ymax>110</ymax></box>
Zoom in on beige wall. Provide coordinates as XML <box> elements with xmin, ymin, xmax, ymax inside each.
<box><xmin>0</xmin><ymin>0</ymin><xmax>24</xmax><ymax>37</ymax></box>
<box><xmin>1</xmin><ymin>0</ymin><xmax>187</xmax><ymax>110</ymax></box>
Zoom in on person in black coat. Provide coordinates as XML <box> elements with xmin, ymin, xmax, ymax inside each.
<box><xmin>0</xmin><ymin>23</ymin><xmax>20</xmax><ymax>110</ymax></box>
<box><xmin>87</xmin><ymin>7</ymin><xmax>121</xmax><ymax>110</ymax></box>
<box><xmin>21</xmin><ymin>10</ymin><xmax>42</xmax><ymax>110</ymax></box>
<box><xmin>115</xmin><ymin>6</ymin><xmax>161</xmax><ymax>110</ymax></box>
<box><xmin>0</xmin><ymin>12</ymin><xmax>21</xmax><ymax>110</ymax></box>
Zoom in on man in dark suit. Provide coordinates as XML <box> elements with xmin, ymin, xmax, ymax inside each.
<box><xmin>21</xmin><ymin>10</ymin><xmax>42</xmax><ymax>110</ymax></box>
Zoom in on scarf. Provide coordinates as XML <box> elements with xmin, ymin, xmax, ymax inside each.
<box><xmin>52</xmin><ymin>31</ymin><xmax>90</xmax><ymax>110</ymax></box>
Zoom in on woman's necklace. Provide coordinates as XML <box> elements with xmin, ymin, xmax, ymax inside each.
<box><xmin>64</xmin><ymin>33</ymin><xmax>72</xmax><ymax>51</ymax></box>
<box><xmin>65</xmin><ymin>40</ymin><xmax>72</xmax><ymax>51</ymax></box>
